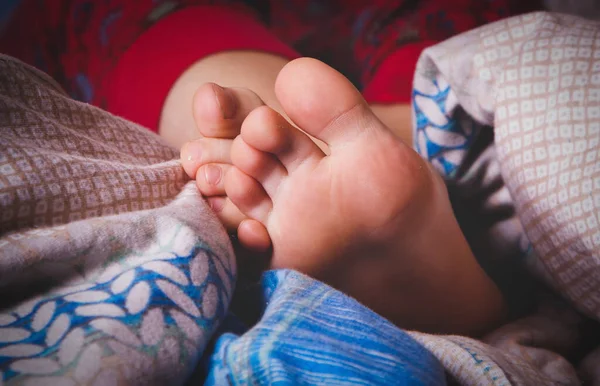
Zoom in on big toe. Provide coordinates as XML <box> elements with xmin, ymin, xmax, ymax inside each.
<box><xmin>274</xmin><ymin>58</ymin><xmax>385</xmax><ymax>147</ymax></box>
<box><xmin>193</xmin><ymin>83</ymin><xmax>264</xmax><ymax>138</ymax></box>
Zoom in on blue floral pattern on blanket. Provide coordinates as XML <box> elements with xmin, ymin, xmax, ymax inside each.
<box><xmin>0</xmin><ymin>223</ymin><xmax>234</xmax><ymax>385</ymax></box>
<box><xmin>413</xmin><ymin>79</ymin><xmax>477</xmax><ymax>178</ymax></box>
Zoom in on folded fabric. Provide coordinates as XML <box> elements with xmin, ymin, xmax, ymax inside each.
<box><xmin>205</xmin><ymin>270</ymin><xmax>445</xmax><ymax>385</ymax></box>
<box><xmin>0</xmin><ymin>54</ymin><xmax>235</xmax><ymax>385</ymax></box>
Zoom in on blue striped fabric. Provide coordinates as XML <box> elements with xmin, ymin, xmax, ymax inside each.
<box><xmin>205</xmin><ymin>270</ymin><xmax>446</xmax><ymax>385</ymax></box>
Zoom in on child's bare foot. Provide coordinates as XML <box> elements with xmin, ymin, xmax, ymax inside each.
<box><xmin>180</xmin><ymin>83</ymin><xmax>266</xmax><ymax>234</ymax></box>
<box><xmin>224</xmin><ymin>58</ymin><xmax>505</xmax><ymax>334</ymax></box>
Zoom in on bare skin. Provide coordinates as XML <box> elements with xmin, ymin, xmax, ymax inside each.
<box><xmin>178</xmin><ymin>57</ymin><xmax>506</xmax><ymax>336</ymax></box>
<box><xmin>159</xmin><ymin>52</ymin><xmax>286</xmax><ymax>147</ymax></box>
<box><xmin>160</xmin><ymin>51</ymin><xmax>413</xmax><ymax>149</ymax></box>
<box><xmin>165</xmin><ymin>51</ymin><xmax>413</xmax><ymax>231</ymax></box>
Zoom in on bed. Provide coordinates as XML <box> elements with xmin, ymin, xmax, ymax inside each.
<box><xmin>0</xmin><ymin>11</ymin><xmax>599</xmax><ymax>385</ymax></box>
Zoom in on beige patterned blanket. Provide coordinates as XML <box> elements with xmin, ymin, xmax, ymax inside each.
<box><xmin>408</xmin><ymin>11</ymin><xmax>600</xmax><ymax>385</ymax></box>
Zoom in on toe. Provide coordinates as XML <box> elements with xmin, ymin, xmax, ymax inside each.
<box><xmin>240</xmin><ymin>106</ymin><xmax>324</xmax><ymax>172</ymax></box>
<box><xmin>237</xmin><ymin>219</ymin><xmax>272</xmax><ymax>252</ymax></box>
<box><xmin>195</xmin><ymin>163</ymin><xmax>230</xmax><ymax>196</ymax></box>
<box><xmin>180</xmin><ymin>138</ymin><xmax>232</xmax><ymax>179</ymax></box>
<box><xmin>193</xmin><ymin>83</ymin><xmax>264</xmax><ymax>138</ymax></box>
<box><xmin>225</xmin><ymin>167</ymin><xmax>272</xmax><ymax>223</ymax></box>
<box><xmin>275</xmin><ymin>58</ymin><xmax>383</xmax><ymax>148</ymax></box>
<box><xmin>230</xmin><ymin>135</ymin><xmax>287</xmax><ymax>196</ymax></box>
<box><xmin>205</xmin><ymin>196</ymin><xmax>246</xmax><ymax>231</ymax></box>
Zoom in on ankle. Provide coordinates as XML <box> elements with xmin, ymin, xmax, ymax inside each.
<box><xmin>410</xmin><ymin>206</ymin><xmax>507</xmax><ymax>335</ymax></box>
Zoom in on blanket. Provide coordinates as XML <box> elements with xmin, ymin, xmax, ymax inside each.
<box><xmin>1</xmin><ymin>11</ymin><xmax>600</xmax><ymax>385</ymax></box>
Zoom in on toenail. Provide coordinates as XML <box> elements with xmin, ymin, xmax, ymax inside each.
<box><xmin>213</xmin><ymin>84</ymin><xmax>236</xmax><ymax>119</ymax></box>
<box><xmin>204</xmin><ymin>164</ymin><xmax>222</xmax><ymax>185</ymax></box>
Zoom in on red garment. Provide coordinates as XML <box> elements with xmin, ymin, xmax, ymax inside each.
<box><xmin>108</xmin><ymin>5</ymin><xmax>299</xmax><ymax>132</ymax></box>
<box><xmin>0</xmin><ymin>0</ymin><xmax>537</xmax><ymax>132</ymax></box>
